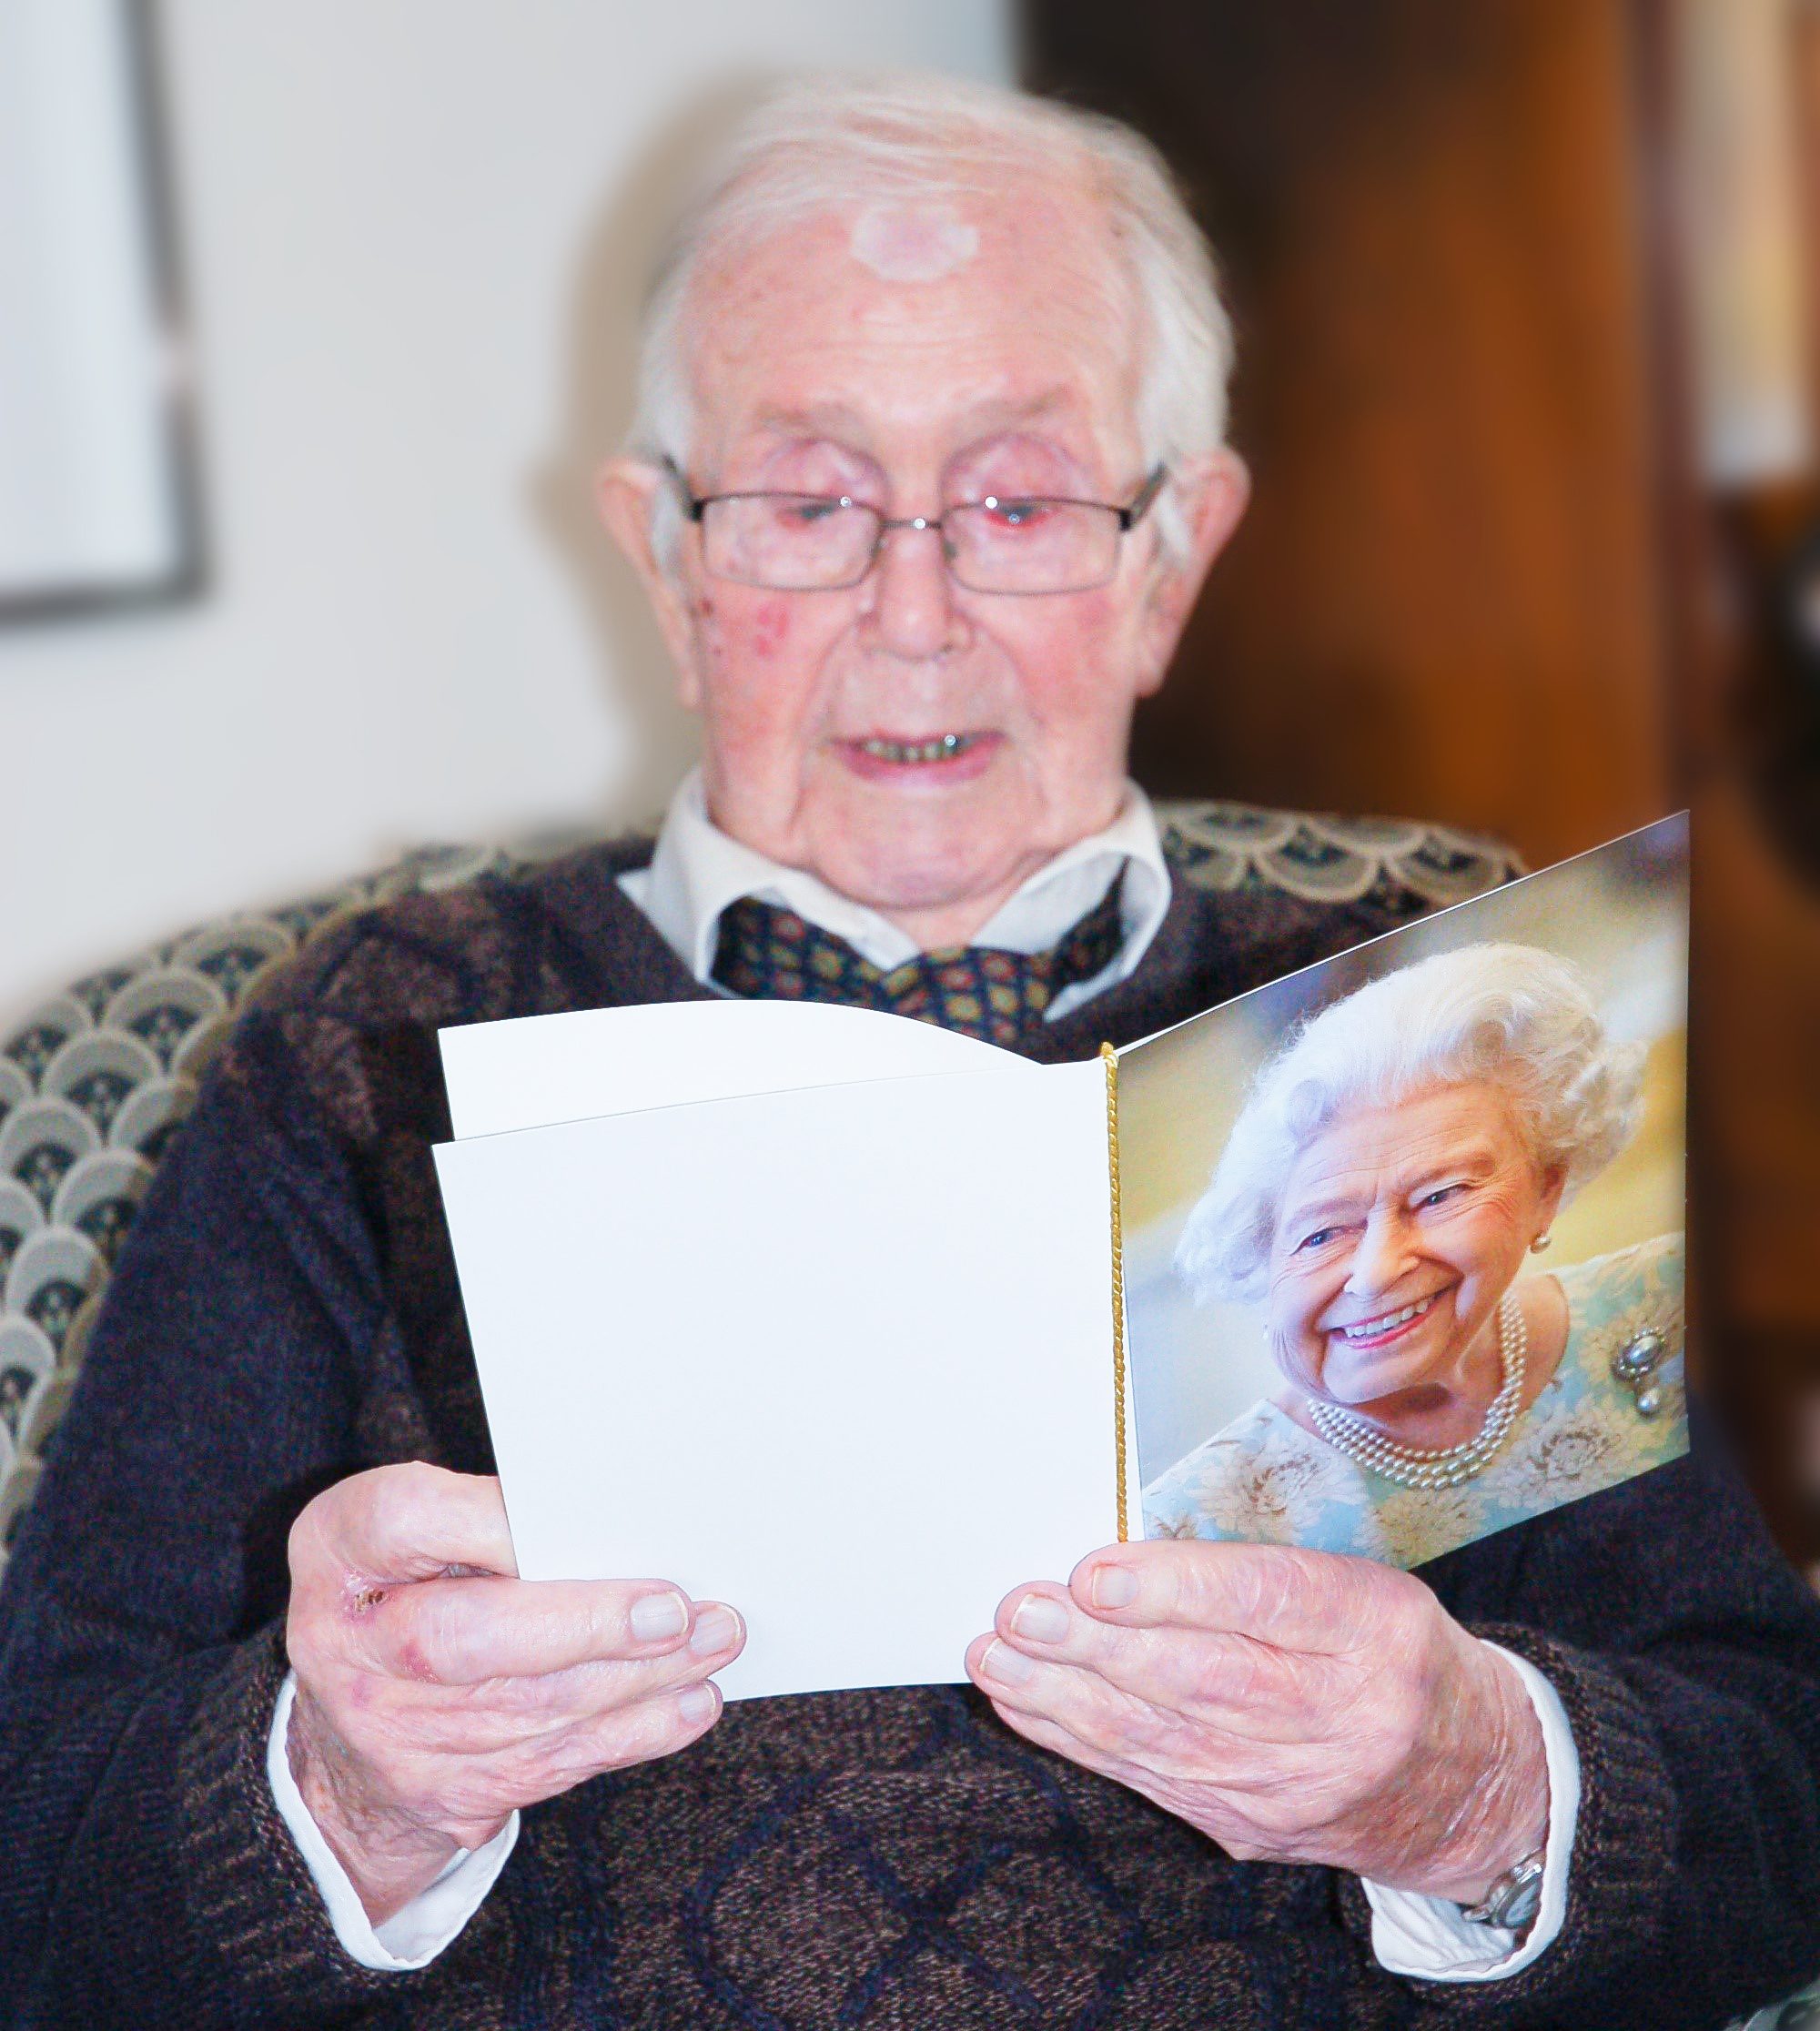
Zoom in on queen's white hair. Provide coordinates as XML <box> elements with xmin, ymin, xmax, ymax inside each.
<box><xmin>626</xmin><ymin>70</ymin><xmax>1234</xmax><ymax>565</ymax></box>
<box><xmin>1174</xmin><ymin>944</ymin><xmax>1648</xmax><ymax>1309</ymax></box>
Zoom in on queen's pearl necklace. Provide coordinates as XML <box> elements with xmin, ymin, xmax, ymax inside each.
<box><xmin>1308</xmin><ymin>1289</ymin><xmax>1528</xmax><ymax>1490</ymax></box>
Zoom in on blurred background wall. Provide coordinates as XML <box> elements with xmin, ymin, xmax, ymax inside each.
<box><xmin>0</xmin><ymin>0</ymin><xmax>1013</xmax><ymax>1013</ymax></box>
<box><xmin>5</xmin><ymin>1</ymin><xmax>1820</xmax><ymax>1562</ymax></box>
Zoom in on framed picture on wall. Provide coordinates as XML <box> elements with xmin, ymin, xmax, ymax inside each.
<box><xmin>0</xmin><ymin>0</ymin><xmax>206</xmax><ymax>622</ymax></box>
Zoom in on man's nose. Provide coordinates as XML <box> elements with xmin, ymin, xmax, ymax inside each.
<box><xmin>860</xmin><ymin>520</ymin><xmax>969</xmax><ymax>661</ymax></box>
<box><xmin>1342</xmin><ymin>1209</ymin><xmax>1415</xmax><ymax>1299</ymax></box>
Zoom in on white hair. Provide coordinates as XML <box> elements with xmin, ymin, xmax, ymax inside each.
<box><xmin>626</xmin><ymin>69</ymin><xmax>1234</xmax><ymax>563</ymax></box>
<box><xmin>1175</xmin><ymin>944</ymin><xmax>1648</xmax><ymax>1308</ymax></box>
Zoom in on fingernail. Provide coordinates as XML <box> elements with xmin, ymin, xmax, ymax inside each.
<box><xmin>630</xmin><ymin>1591</ymin><xmax>688</xmax><ymax>1642</ymax></box>
<box><xmin>689</xmin><ymin>1606</ymin><xmax>738</xmax><ymax>1655</ymax></box>
<box><xmin>1090</xmin><ymin>1565</ymin><xmax>1138</xmax><ymax>1609</ymax></box>
<box><xmin>981</xmin><ymin>1639</ymin><xmax>1035</xmax><ymax>1686</ymax></box>
<box><xmin>1010</xmin><ymin>1594</ymin><xmax>1070</xmax><ymax>1643</ymax></box>
<box><xmin>677</xmin><ymin>1682</ymin><xmax>717</xmax><ymax>1724</ymax></box>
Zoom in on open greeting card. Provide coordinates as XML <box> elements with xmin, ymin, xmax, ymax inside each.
<box><xmin>433</xmin><ymin>814</ymin><xmax>1689</xmax><ymax>1700</ymax></box>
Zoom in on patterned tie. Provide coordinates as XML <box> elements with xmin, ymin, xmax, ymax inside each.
<box><xmin>711</xmin><ymin>872</ymin><xmax>1128</xmax><ymax>1047</ymax></box>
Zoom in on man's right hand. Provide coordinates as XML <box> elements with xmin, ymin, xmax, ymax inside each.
<box><xmin>284</xmin><ymin>1461</ymin><xmax>743</xmax><ymax>1925</ymax></box>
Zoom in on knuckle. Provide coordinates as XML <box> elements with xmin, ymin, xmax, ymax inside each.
<box><xmin>1214</xmin><ymin>1545</ymin><xmax>1288</xmax><ymax>1629</ymax></box>
<box><xmin>564</xmin><ymin>1705</ymin><xmax>675</xmax><ymax>1783</ymax></box>
<box><xmin>285</xmin><ymin>1613</ymin><xmax>334</xmax><ymax>1687</ymax></box>
<box><xmin>285</xmin><ymin>1509</ymin><xmax>317</xmax><ymax>1576</ymax></box>
<box><xmin>1199</xmin><ymin>1637</ymin><xmax>1268</xmax><ymax>1709</ymax></box>
<box><xmin>371</xmin><ymin>1460</ymin><xmax>443</xmax><ymax>1539</ymax></box>
<box><xmin>378</xmin><ymin>1589</ymin><xmax>442</xmax><ymax>1682</ymax></box>
<box><xmin>1163</xmin><ymin>1547</ymin><xmax>1216</xmax><ymax>1622</ymax></box>
<box><xmin>415</xmin><ymin>1588</ymin><xmax>473</xmax><ymax>1680</ymax></box>
<box><xmin>622</xmin><ymin>1689</ymin><xmax>714</xmax><ymax>1765</ymax></box>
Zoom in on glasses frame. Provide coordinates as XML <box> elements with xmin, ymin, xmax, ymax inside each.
<box><xmin>660</xmin><ymin>458</ymin><xmax>1169</xmax><ymax>594</ymax></box>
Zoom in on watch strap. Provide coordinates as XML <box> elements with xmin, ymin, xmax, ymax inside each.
<box><xmin>1458</xmin><ymin>1847</ymin><xmax>1546</xmax><ymax>1932</ymax></box>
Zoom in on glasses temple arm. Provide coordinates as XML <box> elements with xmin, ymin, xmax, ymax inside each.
<box><xmin>658</xmin><ymin>455</ymin><xmax>708</xmax><ymax>523</ymax></box>
<box><xmin>1118</xmin><ymin>465</ymin><xmax>1169</xmax><ymax>530</ymax></box>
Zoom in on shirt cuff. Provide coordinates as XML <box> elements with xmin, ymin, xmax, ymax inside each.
<box><xmin>1361</xmin><ymin>1642</ymin><xmax>1581</xmax><ymax>1982</ymax></box>
<box><xmin>267</xmin><ymin>1668</ymin><xmax>520</xmax><ymax>1970</ymax></box>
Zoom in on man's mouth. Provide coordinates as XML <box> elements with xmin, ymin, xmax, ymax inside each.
<box><xmin>1329</xmin><ymin>1293</ymin><xmax>1440</xmax><ymax>1349</ymax></box>
<box><xmin>854</xmin><ymin>733</ymin><xmax>985</xmax><ymax>765</ymax></box>
<box><xmin>836</xmin><ymin>731</ymin><xmax>1002</xmax><ymax>783</ymax></box>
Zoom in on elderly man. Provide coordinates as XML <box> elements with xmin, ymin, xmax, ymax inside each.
<box><xmin>4</xmin><ymin>72</ymin><xmax>1819</xmax><ymax>2031</ymax></box>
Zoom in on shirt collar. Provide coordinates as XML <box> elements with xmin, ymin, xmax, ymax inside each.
<box><xmin>619</xmin><ymin>767</ymin><xmax>1171</xmax><ymax>1021</ymax></box>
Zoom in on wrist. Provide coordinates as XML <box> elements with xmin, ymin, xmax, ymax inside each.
<box><xmin>1427</xmin><ymin>1643</ymin><xmax>1551</xmax><ymax>1903</ymax></box>
<box><xmin>287</xmin><ymin>1685</ymin><xmax>464</xmax><ymax>1925</ymax></box>
<box><xmin>1370</xmin><ymin>1638</ymin><xmax>1549</xmax><ymax>1904</ymax></box>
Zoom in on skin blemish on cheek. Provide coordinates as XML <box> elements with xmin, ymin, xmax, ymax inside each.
<box><xmin>849</xmin><ymin>201</ymin><xmax>979</xmax><ymax>282</ymax></box>
<box><xmin>750</xmin><ymin>598</ymin><xmax>790</xmax><ymax>659</ymax></box>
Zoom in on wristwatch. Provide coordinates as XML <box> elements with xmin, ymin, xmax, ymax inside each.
<box><xmin>1458</xmin><ymin>1848</ymin><xmax>1546</xmax><ymax>1933</ymax></box>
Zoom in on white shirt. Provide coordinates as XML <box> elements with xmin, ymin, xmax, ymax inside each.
<box><xmin>269</xmin><ymin>775</ymin><xmax>1581</xmax><ymax>1978</ymax></box>
<box><xmin>620</xmin><ymin>766</ymin><xmax>1175</xmax><ymax>1020</ymax></box>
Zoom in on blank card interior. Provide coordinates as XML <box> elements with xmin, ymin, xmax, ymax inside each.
<box><xmin>433</xmin><ymin>1055</ymin><xmax>1115</xmax><ymax>1700</ymax></box>
<box><xmin>440</xmin><ymin>997</ymin><xmax>1032</xmax><ymax>1138</ymax></box>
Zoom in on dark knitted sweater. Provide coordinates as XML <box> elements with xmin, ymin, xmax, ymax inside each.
<box><xmin>5</xmin><ymin>839</ymin><xmax>1820</xmax><ymax>2031</ymax></box>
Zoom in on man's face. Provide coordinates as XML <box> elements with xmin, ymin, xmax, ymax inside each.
<box><xmin>602</xmin><ymin>185</ymin><xmax>1246</xmax><ymax>943</ymax></box>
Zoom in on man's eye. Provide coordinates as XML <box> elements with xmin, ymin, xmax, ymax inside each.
<box><xmin>781</xmin><ymin>499</ymin><xmax>845</xmax><ymax>526</ymax></box>
<box><xmin>982</xmin><ymin>500</ymin><xmax>1053</xmax><ymax>530</ymax></box>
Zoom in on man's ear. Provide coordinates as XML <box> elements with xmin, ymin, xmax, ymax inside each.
<box><xmin>595</xmin><ymin>457</ymin><xmax>703</xmax><ymax>711</ymax></box>
<box><xmin>1135</xmin><ymin>448</ymin><xmax>1250</xmax><ymax>696</ymax></box>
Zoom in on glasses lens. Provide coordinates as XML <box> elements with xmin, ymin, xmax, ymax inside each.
<box><xmin>945</xmin><ymin>500</ymin><xmax>1120</xmax><ymax>593</ymax></box>
<box><xmin>702</xmin><ymin>496</ymin><xmax>877</xmax><ymax>589</ymax></box>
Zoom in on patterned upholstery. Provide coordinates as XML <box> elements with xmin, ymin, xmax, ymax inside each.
<box><xmin>0</xmin><ymin>803</ymin><xmax>1521</xmax><ymax>1569</ymax></box>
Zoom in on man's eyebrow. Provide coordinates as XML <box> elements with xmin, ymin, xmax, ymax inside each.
<box><xmin>945</xmin><ymin>389</ymin><xmax>1088</xmax><ymax>434</ymax></box>
<box><xmin>742</xmin><ymin>403</ymin><xmax>876</xmax><ymax>442</ymax></box>
<box><xmin>739</xmin><ymin>388</ymin><xmax>1091</xmax><ymax>446</ymax></box>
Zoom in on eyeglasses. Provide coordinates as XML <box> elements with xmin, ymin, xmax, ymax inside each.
<box><xmin>662</xmin><ymin>459</ymin><xmax>1168</xmax><ymax>594</ymax></box>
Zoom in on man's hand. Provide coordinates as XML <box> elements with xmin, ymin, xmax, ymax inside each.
<box><xmin>965</xmin><ymin>1540</ymin><xmax>1547</xmax><ymax>1902</ymax></box>
<box><xmin>285</xmin><ymin>1463</ymin><xmax>743</xmax><ymax>1925</ymax></box>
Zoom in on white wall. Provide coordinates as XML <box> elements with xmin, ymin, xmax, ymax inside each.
<box><xmin>0</xmin><ymin>0</ymin><xmax>1014</xmax><ymax>1021</ymax></box>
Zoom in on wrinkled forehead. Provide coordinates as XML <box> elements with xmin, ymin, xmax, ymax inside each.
<box><xmin>1274</xmin><ymin>1083</ymin><xmax>1530</xmax><ymax>1215</ymax></box>
<box><xmin>678</xmin><ymin>182</ymin><xmax>1147</xmax><ymax>472</ymax></box>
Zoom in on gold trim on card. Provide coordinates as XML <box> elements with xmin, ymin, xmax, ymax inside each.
<box><xmin>1100</xmin><ymin>1042</ymin><xmax>1129</xmax><ymax>1542</ymax></box>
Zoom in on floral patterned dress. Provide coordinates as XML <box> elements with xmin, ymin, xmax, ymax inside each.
<box><xmin>1140</xmin><ymin>1232</ymin><xmax>1687</xmax><ymax>1569</ymax></box>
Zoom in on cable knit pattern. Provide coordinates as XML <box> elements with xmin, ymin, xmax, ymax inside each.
<box><xmin>3</xmin><ymin>835</ymin><xmax>1820</xmax><ymax>2028</ymax></box>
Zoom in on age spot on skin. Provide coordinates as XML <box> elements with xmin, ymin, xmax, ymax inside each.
<box><xmin>849</xmin><ymin>201</ymin><xmax>979</xmax><ymax>283</ymax></box>
<box><xmin>750</xmin><ymin>598</ymin><xmax>790</xmax><ymax>660</ymax></box>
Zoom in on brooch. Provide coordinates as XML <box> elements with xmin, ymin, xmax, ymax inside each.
<box><xmin>1611</xmin><ymin>1329</ymin><xmax>1672</xmax><ymax>1418</ymax></box>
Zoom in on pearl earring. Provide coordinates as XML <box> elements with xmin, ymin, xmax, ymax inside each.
<box><xmin>1530</xmin><ymin>1232</ymin><xmax>1552</xmax><ymax>1254</ymax></box>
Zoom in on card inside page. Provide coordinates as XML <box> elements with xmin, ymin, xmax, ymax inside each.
<box><xmin>441</xmin><ymin>998</ymin><xmax>1031</xmax><ymax>1139</ymax></box>
<box><xmin>433</xmin><ymin>1054</ymin><xmax>1116</xmax><ymax>1700</ymax></box>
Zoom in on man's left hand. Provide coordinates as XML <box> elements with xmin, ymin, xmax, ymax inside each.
<box><xmin>965</xmin><ymin>1540</ymin><xmax>1547</xmax><ymax>1902</ymax></box>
